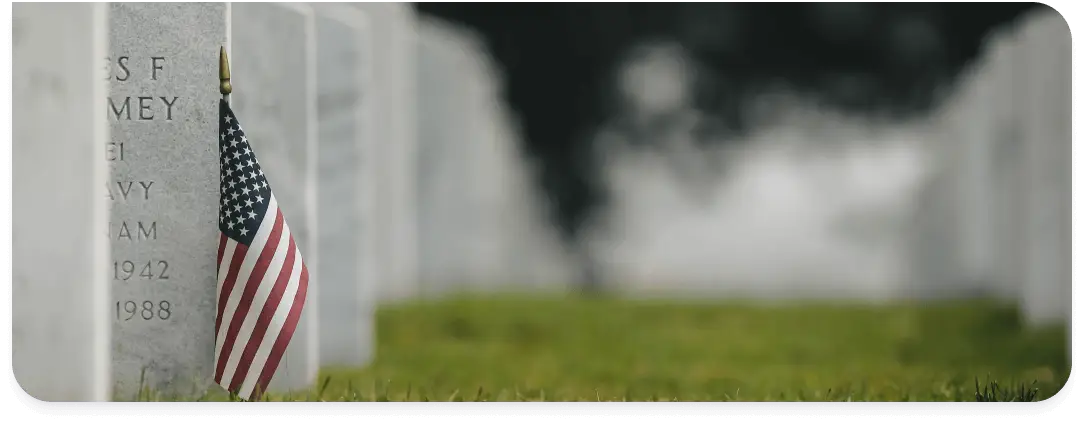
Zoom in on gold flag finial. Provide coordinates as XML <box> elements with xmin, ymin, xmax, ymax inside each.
<box><xmin>219</xmin><ymin>46</ymin><xmax>232</xmax><ymax>96</ymax></box>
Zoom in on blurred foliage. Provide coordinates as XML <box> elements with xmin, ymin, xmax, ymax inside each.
<box><xmin>131</xmin><ymin>295</ymin><xmax>1067</xmax><ymax>401</ymax></box>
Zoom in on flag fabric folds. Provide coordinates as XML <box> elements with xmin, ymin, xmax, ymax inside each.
<box><xmin>214</xmin><ymin>99</ymin><xmax>309</xmax><ymax>400</ymax></box>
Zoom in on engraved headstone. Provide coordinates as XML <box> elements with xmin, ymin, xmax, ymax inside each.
<box><xmin>231</xmin><ymin>2</ymin><xmax>320</xmax><ymax>392</ymax></box>
<box><xmin>313</xmin><ymin>4</ymin><xmax>375</xmax><ymax>367</ymax></box>
<box><xmin>107</xmin><ymin>2</ymin><xmax>227</xmax><ymax>398</ymax></box>
<box><xmin>12</xmin><ymin>2</ymin><xmax>111</xmax><ymax>402</ymax></box>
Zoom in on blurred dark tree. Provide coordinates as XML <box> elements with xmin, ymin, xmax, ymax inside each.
<box><xmin>415</xmin><ymin>2</ymin><xmax>1045</xmax><ymax>284</ymax></box>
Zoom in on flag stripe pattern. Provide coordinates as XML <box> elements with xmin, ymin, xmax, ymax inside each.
<box><xmin>215</xmin><ymin>99</ymin><xmax>309</xmax><ymax>400</ymax></box>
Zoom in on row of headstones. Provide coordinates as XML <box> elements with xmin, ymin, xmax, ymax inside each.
<box><xmin>12</xmin><ymin>2</ymin><xmax>424</xmax><ymax>402</ymax></box>
<box><xmin>909</xmin><ymin>9</ymin><xmax>1070</xmax><ymax>329</ymax></box>
<box><xmin>414</xmin><ymin>17</ymin><xmax>578</xmax><ymax>295</ymax></box>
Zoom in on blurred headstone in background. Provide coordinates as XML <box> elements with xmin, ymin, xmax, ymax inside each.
<box><xmin>231</xmin><ymin>2</ymin><xmax>319</xmax><ymax>392</ymax></box>
<box><xmin>910</xmin><ymin>7</ymin><xmax>1070</xmax><ymax>329</ymax></box>
<box><xmin>350</xmin><ymin>2</ymin><xmax>420</xmax><ymax>302</ymax></box>
<box><xmin>585</xmin><ymin>38</ymin><xmax>927</xmax><ymax>299</ymax></box>
<box><xmin>313</xmin><ymin>3</ymin><xmax>375</xmax><ymax>368</ymax></box>
<box><xmin>936</xmin><ymin>52</ymin><xmax>999</xmax><ymax>299</ymax></box>
<box><xmin>1015</xmin><ymin>10</ymin><xmax>1071</xmax><ymax>329</ymax></box>
<box><xmin>12</xmin><ymin>2</ymin><xmax>111</xmax><ymax>401</ymax></box>
<box><xmin>416</xmin><ymin>16</ymin><xmax>578</xmax><ymax>294</ymax></box>
<box><xmin>986</xmin><ymin>28</ymin><xmax>1028</xmax><ymax>305</ymax></box>
<box><xmin>416</xmin><ymin>17</ymin><xmax>485</xmax><ymax>293</ymax></box>
<box><xmin>107</xmin><ymin>2</ymin><xmax>226</xmax><ymax>398</ymax></box>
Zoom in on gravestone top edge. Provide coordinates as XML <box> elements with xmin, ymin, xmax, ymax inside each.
<box><xmin>271</xmin><ymin>2</ymin><xmax>315</xmax><ymax>16</ymax></box>
<box><xmin>313</xmin><ymin>3</ymin><xmax>371</xmax><ymax>30</ymax></box>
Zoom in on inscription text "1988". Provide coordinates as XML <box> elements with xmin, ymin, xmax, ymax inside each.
<box><xmin>116</xmin><ymin>300</ymin><xmax>171</xmax><ymax>321</ymax></box>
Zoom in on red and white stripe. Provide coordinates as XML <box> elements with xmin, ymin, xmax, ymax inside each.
<box><xmin>214</xmin><ymin>194</ymin><xmax>309</xmax><ymax>400</ymax></box>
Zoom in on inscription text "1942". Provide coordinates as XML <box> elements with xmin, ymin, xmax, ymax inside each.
<box><xmin>114</xmin><ymin>260</ymin><xmax>169</xmax><ymax>281</ymax></box>
<box><xmin>106</xmin><ymin>56</ymin><xmax>180</xmax><ymax>121</ymax></box>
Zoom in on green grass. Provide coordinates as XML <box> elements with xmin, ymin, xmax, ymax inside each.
<box><xmin>136</xmin><ymin>294</ymin><xmax>1070</xmax><ymax>401</ymax></box>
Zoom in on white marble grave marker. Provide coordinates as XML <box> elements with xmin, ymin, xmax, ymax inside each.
<box><xmin>350</xmin><ymin>2</ymin><xmax>420</xmax><ymax>301</ymax></box>
<box><xmin>231</xmin><ymin>2</ymin><xmax>320</xmax><ymax>393</ymax></box>
<box><xmin>12</xmin><ymin>2</ymin><xmax>111</xmax><ymax>402</ymax></box>
<box><xmin>313</xmin><ymin>3</ymin><xmax>376</xmax><ymax>367</ymax></box>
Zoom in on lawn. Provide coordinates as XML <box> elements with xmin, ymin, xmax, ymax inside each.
<box><xmin>149</xmin><ymin>294</ymin><xmax>1070</xmax><ymax>401</ymax></box>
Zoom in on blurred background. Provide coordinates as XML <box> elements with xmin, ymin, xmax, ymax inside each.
<box><xmin>332</xmin><ymin>2</ymin><xmax>1072</xmax><ymax>401</ymax></box>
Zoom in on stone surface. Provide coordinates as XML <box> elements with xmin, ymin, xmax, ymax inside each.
<box><xmin>349</xmin><ymin>2</ymin><xmax>419</xmax><ymax>301</ymax></box>
<box><xmin>313</xmin><ymin>3</ymin><xmax>375</xmax><ymax>367</ymax></box>
<box><xmin>231</xmin><ymin>2</ymin><xmax>320</xmax><ymax>392</ymax></box>
<box><xmin>107</xmin><ymin>2</ymin><xmax>227</xmax><ymax>398</ymax></box>
<box><xmin>11</xmin><ymin>2</ymin><xmax>111</xmax><ymax>402</ymax></box>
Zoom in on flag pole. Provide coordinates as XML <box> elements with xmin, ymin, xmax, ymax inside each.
<box><xmin>217</xmin><ymin>44</ymin><xmax>238</xmax><ymax>401</ymax></box>
<box><xmin>219</xmin><ymin>46</ymin><xmax>232</xmax><ymax>101</ymax></box>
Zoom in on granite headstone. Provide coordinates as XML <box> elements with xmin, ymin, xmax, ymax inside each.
<box><xmin>107</xmin><ymin>2</ymin><xmax>226</xmax><ymax>398</ymax></box>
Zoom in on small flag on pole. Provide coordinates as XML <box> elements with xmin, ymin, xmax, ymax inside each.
<box><xmin>213</xmin><ymin>47</ymin><xmax>309</xmax><ymax>400</ymax></box>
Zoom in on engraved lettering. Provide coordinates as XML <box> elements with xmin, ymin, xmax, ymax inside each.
<box><xmin>161</xmin><ymin>96</ymin><xmax>179</xmax><ymax>121</ymax></box>
<box><xmin>108</xmin><ymin>181</ymin><xmax>154</xmax><ymax>201</ymax></box>
<box><xmin>115</xmin><ymin>300</ymin><xmax>171</xmax><ymax>321</ymax></box>
<box><xmin>117</xmin><ymin>181</ymin><xmax>134</xmax><ymax>199</ymax></box>
<box><xmin>108</xmin><ymin>96</ymin><xmax>181</xmax><ymax>121</ymax></box>
<box><xmin>113</xmin><ymin>260</ymin><xmax>169</xmax><ymax>280</ymax></box>
<box><xmin>111</xmin><ymin>221</ymin><xmax>157</xmax><ymax>241</ymax></box>
<box><xmin>106</xmin><ymin>142</ymin><xmax>125</xmax><ymax>161</ymax></box>
<box><xmin>151</xmin><ymin>57</ymin><xmax>166</xmax><ymax>80</ymax></box>
<box><xmin>138</xmin><ymin>181</ymin><xmax>154</xmax><ymax>199</ymax></box>
<box><xmin>138</xmin><ymin>96</ymin><xmax>154</xmax><ymax>120</ymax></box>
<box><xmin>109</xmin><ymin>97</ymin><xmax>131</xmax><ymax>120</ymax></box>
<box><xmin>116</xmin><ymin>56</ymin><xmax>130</xmax><ymax>82</ymax></box>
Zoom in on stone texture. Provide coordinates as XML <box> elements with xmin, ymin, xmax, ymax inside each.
<box><xmin>12</xmin><ymin>2</ymin><xmax>111</xmax><ymax>402</ymax></box>
<box><xmin>231</xmin><ymin>2</ymin><xmax>319</xmax><ymax>392</ymax></box>
<box><xmin>107</xmin><ymin>2</ymin><xmax>226</xmax><ymax>398</ymax></box>
<box><xmin>313</xmin><ymin>3</ymin><xmax>375</xmax><ymax>367</ymax></box>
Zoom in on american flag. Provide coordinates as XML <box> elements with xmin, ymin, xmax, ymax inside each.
<box><xmin>213</xmin><ymin>99</ymin><xmax>309</xmax><ymax>400</ymax></box>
